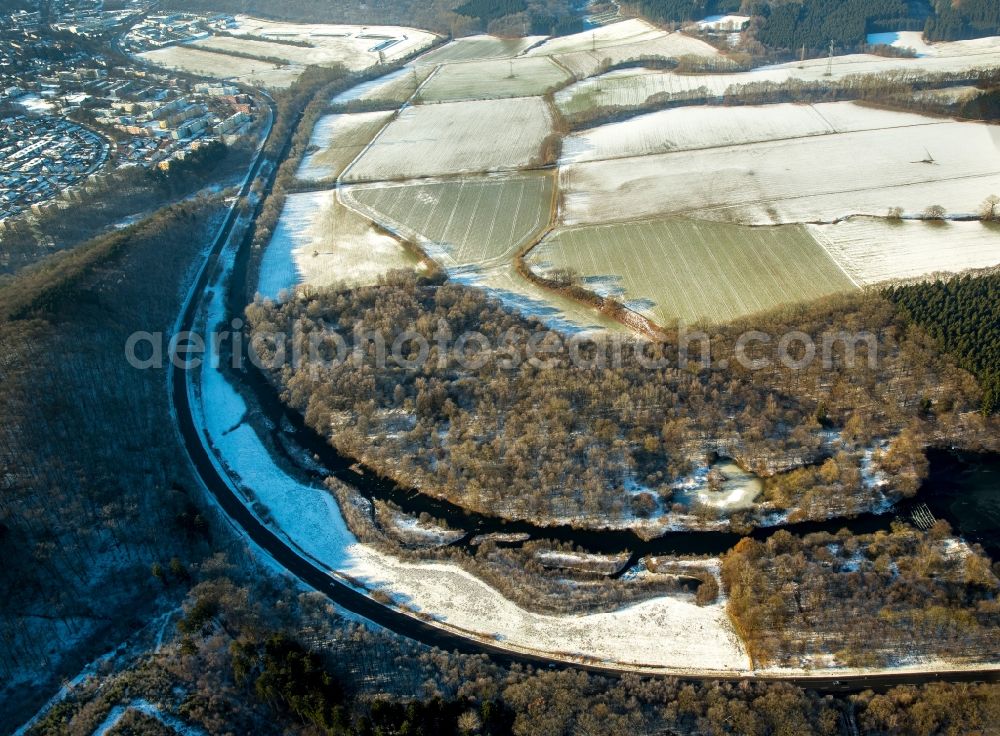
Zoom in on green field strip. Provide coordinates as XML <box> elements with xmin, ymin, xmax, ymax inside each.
<box><xmin>528</xmin><ymin>218</ymin><xmax>859</xmax><ymax>325</ymax></box>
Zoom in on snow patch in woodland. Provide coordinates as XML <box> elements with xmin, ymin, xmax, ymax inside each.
<box><xmin>867</xmin><ymin>31</ymin><xmax>937</xmax><ymax>58</ymax></box>
<box><xmin>693</xmin><ymin>15</ymin><xmax>750</xmax><ymax>32</ymax></box>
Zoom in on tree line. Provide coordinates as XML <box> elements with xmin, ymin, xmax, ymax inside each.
<box><xmin>26</xmin><ymin>556</ymin><xmax>1000</xmax><ymax>735</ymax></box>
<box><xmin>246</xmin><ymin>271</ymin><xmax>999</xmax><ymax>532</ymax></box>
<box><xmin>161</xmin><ymin>0</ymin><xmax>581</xmax><ymax>37</ymax></box>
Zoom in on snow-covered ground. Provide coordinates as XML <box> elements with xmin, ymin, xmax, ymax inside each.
<box><xmin>343</xmin><ymin>96</ymin><xmax>554</xmax><ymax>181</ymax></box>
<box><xmin>556</xmin><ymin>36</ymin><xmax>1000</xmax><ymax>114</ymax></box>
<box><xmin>673</xmin><ymin>461</ymin><xmax>763</xmax><ymax>512</ymax></box>
<box><xmin>552</xmin><ymin>31</ymin><xmax>722</xmax><ymax>79</ymax></box>
<box><xmin>692</xmin><ymin>14</ymin><xmax>750</xmax><ymax>32</ymax></box>
<box><xmin>534</xmin><ymin>550</ymin><xmax>630</xmax><ymax>574</ymax></box>
<box><xmin>93</xmin><ymin>700</ymin><xmax>208</xmax><ymax>736</ymax></box>
<box><xmin>560</xmin><ymin>101</ymin><xmax>942</xmax><ymax>164</ymax></box>
<box><xmin>379</xmin><ymin>505</ymin><xmax>465</xmax><ymax>546</ymax></box>
<box><xmin>139</xmin><ymin>45</ymin><xmax>299</xmax><ymax>88</ymax></box>
<box><xmin>416</xmin><ymin>35</ymin><xmax>547</xmax><ymax>65</ymax></box>
<box><xmin>330</xmin><ymin>66</ymin><xmax>413</xmax><ymax>104</ymax></box>
<box><xmin>227</xmin><ymin>16</ymin><xmax>437</xmax><ymax>68</ymax></box>
<box><xmin>296</xmin><ymin>111</ymin><xmax>395</xmax><ymax>182</ymax></box>
<box><xmin>256</xmin><ymin>190</ymin><xmax>417</xmax><ymax>300</ymax></box>
<box><xmin>16</xmin><ymin>93</ymin><xmax>56</xmax><ymax>113</ymax></box>
<box><xmin>559</xmin><ymin>113</ymin><xmax>1000</xmax><ymax>226</ymax></box>
<box><xmin>810</xmin><ymin>218</ymin><xmax>1000</xmax><ymax>285</ymax></box>
<box><xmin>196</xmin><ymin>249</ymin><xmax>750</xmax><ymax>674</ymax></box>
<box><xmin>416</xmin><ymin>55</ymin><xmax>572</xmax><ymax>102</ymax></box>
<box><xmin>867</xmin><ymin>31</ymin><xmax>938</xmax><ymax>58</ymax></box>
<box><xmin>140</xmin><ymin>16</ymin><xmax>435</xmax><ymax>87</ymax></box>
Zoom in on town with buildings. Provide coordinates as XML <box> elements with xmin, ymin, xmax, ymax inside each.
<box><xmin>0</xmin><ymin>1</ymin><xmax>259</xmax><ymax>223</ymax></box>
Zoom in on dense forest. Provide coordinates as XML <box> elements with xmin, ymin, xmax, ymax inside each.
<box><xmin>924</xmin><ymin>0</ymin><xmax>1000</xmax><ymax>42</ymax></box>
<box><xmin>621</xmin><ymin>0</ymin><xmax>741</xmax><ymax>25</ymax></box>
<box><xmin>722</xmin><ymin>522</ymin><xmax>1000</xmax><ymax>668</ymax></box>
<box><xmin>24</xmin><ymin>557</ymin><xmax>1000</xmax><ymax>735</ymax></box>
<box><xmin>0</xmin><ymin>50</ymin><xmax>337</xmax><ymax>727</ymax></box>
<box><xmin>885</xmin><ymin>273</ymin><xmax>1000</xmax><ymax>415</ymax></box>
<box><xmin>247</xmin><ymin>272</ymin><xmax>998</xmax><ymax>531</ymax></box>
<box><xmin>0</xmin><ymin>197</ymin><xmax>224</xmax><ymax>724</ymax></box>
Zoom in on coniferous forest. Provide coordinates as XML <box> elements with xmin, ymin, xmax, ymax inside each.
<box><xmin>886</xmin><ymin>272</ymin><xmax>1000</xmax><ymax>416</ymax></box>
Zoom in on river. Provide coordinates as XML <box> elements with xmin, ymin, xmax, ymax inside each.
<box><xmin>240</xmin><ymin>343</ymin><xmax>998</xmax><ymax>563</ymax></box>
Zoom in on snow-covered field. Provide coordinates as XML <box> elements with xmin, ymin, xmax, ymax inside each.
<box><xmin>197</xmin><ymin>255</ymin><xmax>749</xmax><ymax>673</ymax></box>
<box><xmin>559</xmin><ymin>115</ymin><xmax>1000</xmax><ymax>226</ymax></box>
<box><xmin>342</xmin><ymin>97</ymin><xmax>553</xmax><ymax>181</ymax></box>
<box><xmin>140</xmin><ymin>17</ymin><xmax>435</xmax><ymax>87</ymax></box>
<box><xmin>528</xmin><ymin>218</ymin><xmax>855</xmax><ymax>324</ymax></box>
<box><xmin>192</xmin><ymin>35</ymin><xmax>336</xmax><ymax>67</ymax></box>
<box><xmin>556</xmin><ymin>36</ymin><xmax>1000</xmax><ymax>115</ymax></box>
<box><xmin>296</xmin><ymin>111</ymin><xmax>394</xmax><ymax>182</ymax></box>
<box><xmin>139</xmin><ymin>45</ymin><xmax>299</xmax><ymax>88</ymax></box>
<box><xmin>343</xmin><ymin>172</ymin><xmax>554</xmax><ymax>267</ymax></box>
<box><xmin>416</xmin><ymin>35</ymin><xmax>546</xmax><ymax>65</ymax></box>
<box><xmin>256</xmin><ymin>191</ymin><xmax>418</xmax><ymax>299</ymax></box>
<box><xmin>553</xmin><ymin>31</ymin><xmax>722</xmax><ymax>79</ymax></box>
<box><xmin>330</xmin><ymin>66</ymin><xmax>427</xmax><ymax>105</ymax></box>
<box><xmin>561</xmin><ymin>101</ymin><xmax>944</xmax><ymax>163</ymax></box>
<box><xmin>526</xmin><ymin>18</ymin><xmax>674</xmax><ymax>57</ymax></box>
<box><xmin>227</xmin><ymin>16</ymin><xmax>437</xmax><ymax>67</ymax></box>
<box><xmin>810</xmin><ymin>218</ymin><xmax>1000</xmax><ymax>285</ymax></box>
<box><xmin>416</xmin><ymin>56</ymin><xmax>572</xmax><ymax>102</ymax></box>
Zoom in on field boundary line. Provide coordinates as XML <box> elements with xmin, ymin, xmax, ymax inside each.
<box><xmin>336</xmin><ymin>64</ymin><xmax>442</xmax><ymax>185</ymax></box>
<box><xmin>807</xmin><ymin>223</ymin><xmax>863</xmax><ymax>289</ymax></box>
<box><xmin>563</xmin><ymin>117</ymin><xmax>947</xmax><ymax>166</ymax></box>
<box><xmin>547</xmin><ymin>53</ymin><xmax>577</xmax><ymax>80</ymax></box>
